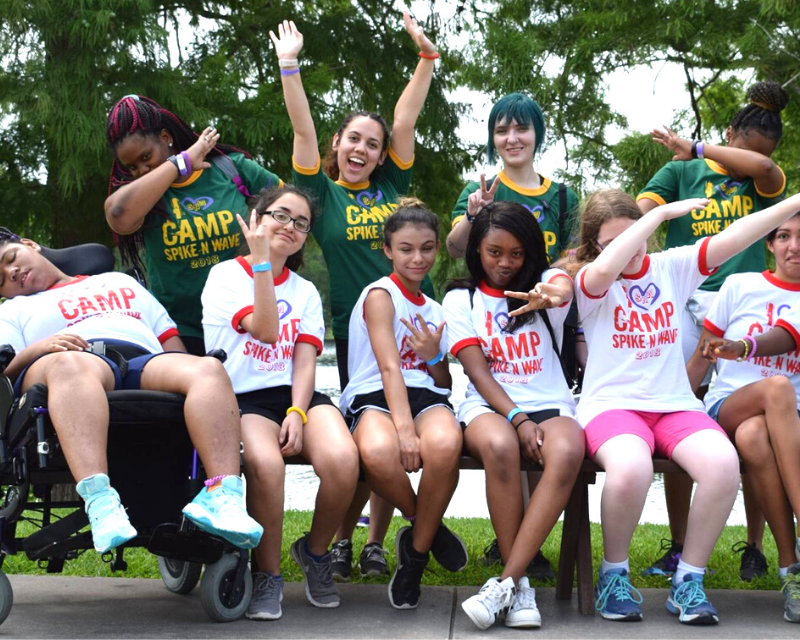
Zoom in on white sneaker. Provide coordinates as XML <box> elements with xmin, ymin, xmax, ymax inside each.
<box><xmin>461</xmin><ymin>576</ymin><xmax>515</xmax><ymax>630</ymax></box>
<box><xmin>505</xmin><ymin>576</ymin><xmax>542</xmax><ymax>628</ymax></box>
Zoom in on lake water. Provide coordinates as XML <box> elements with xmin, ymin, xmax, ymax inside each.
<box><xmin>285</xmin><ymin>343</ymin><xmax>747</xmax><ymax>525</ymax></box>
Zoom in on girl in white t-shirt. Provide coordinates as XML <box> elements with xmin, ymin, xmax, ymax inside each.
<box><xmin>339</xmin><ymin>199</ymin><xmax>465</xmax><ymax>611</ymax></box>
<box><xmin>444</xmin><ymin>201</ymin><xmax>585</xmax><ymax>630</ymax></box>
<box><xmin>572</xmin><ymin>188</ymin><xmax>800</xmax><ymax>625</ymax></box>
<box><xmin>686</xmin><ymin>213</ymin><xmax>800</xmax><ymax>622</ymax></box>
<box><xmin>201</xmin><ymin>185</ymin><xmax>359</xmax><ymax>620</ymax></box>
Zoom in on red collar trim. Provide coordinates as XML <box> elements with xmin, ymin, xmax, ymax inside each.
<box><xmin>478</xmin><ymin>280</ymin><xmax>506</xmax><ymax>298</ymax></box>
<box><xmin>762</xmin><ymin>270</ymin><xmax>800</xmax><ymax>291</ymax></box>
<box><xmin>47</xmin><ymin>275</ymin><xmax>89</xmax><ymax>291</ymax></box>
<box><xmin>237</xmin><ymin>256</ymin><xmax>290</xmax><ymax>285</ymax></box>
<box><xmin>622</xmin><ymin>255</ymin><xmax>650</xmax><ymax>280</ymax></box>
<box><xmin>390</xmin><ymin>273</ymin><xmax>425</xmax><ymax>306</ymax></box>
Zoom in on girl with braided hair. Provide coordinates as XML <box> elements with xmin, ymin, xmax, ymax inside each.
<box><xmin>104</xmin><ymin>95</ymin><xmax>282</xmax><ymax>355</ymax></box>
<box><xmin>636</xmin><ymin>80</ymin><xmax>789</xmax><ymax>580</ymax></box>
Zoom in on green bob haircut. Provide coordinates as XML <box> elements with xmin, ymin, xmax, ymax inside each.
<box><xmin>486</xmin><ymin>93</ymin><xmax>546</xmax><ymax>164</ymax></box>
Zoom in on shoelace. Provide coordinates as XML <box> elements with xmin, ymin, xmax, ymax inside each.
<box><xmin>781</xmin><ymin>572</ymin><xmax>800</xmax><ymax>600</ymax></box>
<box><xmin>87</xmin><ymin>491</ymin><xmax>125</xmax><ymax>525</ymax></box>
<box><xmin>651</xmin><ymin>538</ymin><xmax>680</xmax><ymax>566</ymax></box>
<box><xmin>479</xmin><ymin>580</ymin><xmax>514</xmax><ymax>612</ymax></box>
<box><xmin>331</xmin><ymin>541</ymin><xmax>351</xmax><ymax>561</ymax></box>
<box><xmin>363</xmin><ymin>544</ymin><xmax>386</xmax><ymax>562</ymax></box>
<box><xmin>512</xmin><ymin>585</ymin><xmax>536</xmax><ymax>610</ymax></box>
<box><xmin>254</xmin><ymin>573</ymin><xmax>281</xmax><ymax>599</ymax></box>
<box><xmin>309</xmin><ymin>556</ymin><xmax>335</xmax><ymax>588</ymax></box>
<box><xmin>595</xmin><ymin>573</ymin><xmax>643</xmax><ymax>611</ymax></box>
<box><xmin>733</xmin><ymin>542</ymin><xmax>767</xmax><ymax>572</ymax></box>
<box><xmin>672</xmin><ymin>579</ymin><xmax>708</xmax><ymax>608</ymax></box>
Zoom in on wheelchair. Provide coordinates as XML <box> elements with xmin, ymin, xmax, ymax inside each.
<box><xmin>0</xmin><ymin>244</ymin><xmax>252</xmax><ymax>624</ymax></box>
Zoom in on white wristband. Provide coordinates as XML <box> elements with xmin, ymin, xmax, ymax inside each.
<box><xmin>278</xmin><ymin>58</ymin><xmax>299</xmax><ymax>68</ymax></box>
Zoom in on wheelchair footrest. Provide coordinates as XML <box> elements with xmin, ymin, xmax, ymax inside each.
<box><xmin>147</xmin><ymin>523</ymin><xmax>225</xmax><ymax>565</ymax></box>
<box><xmin>22</xmin><ymin>509</ymin><xmax>89</xmax><ymax>560</ymax></box>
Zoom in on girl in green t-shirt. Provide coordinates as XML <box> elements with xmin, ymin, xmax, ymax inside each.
<box><xmin>104</xmin><ymin>95</ymin><xmax>282</xmax><ymax>355</ymax></box>
<box><xmin>271</xmin><ymin>13</ymin><xmax>438</xmax><ymax>578</ymax></box>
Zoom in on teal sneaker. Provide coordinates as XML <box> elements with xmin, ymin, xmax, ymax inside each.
<box><xmin>182</xmin><ymin>475</ymin><xmax>263</xmax><ymax>549</ymax></box>
<box><xmin>76</xmin><ymin>473</ymin><xmax>137</xmax><ymax>553</ymax></box>
<box><xmin>594</xmin><ymin>569</ymin><xmax>643</xmax><ymax>621</ymax></box>
<box><xmin>781</xmin><ymin>564</ymin><xmax>800</xmax><ymax>623</ymax></box>
<box><xmin>666</xmin><ymin>572</ymin><xmax>718</xmax><ymax>625</ymax></box>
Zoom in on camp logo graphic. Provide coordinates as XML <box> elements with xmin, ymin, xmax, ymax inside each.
<box><xmin>522</xmin><ymin>204</ymin><xmax>546</xmax><ymax>223</ymax></box>
<box><xmin>413</xmin><ymin>316</ymin><xmax>438</xmax><ymax>332</ymax></box>
<box><xmin>355</xmin><ymin>190</ymin><xmax>384</xmax><ymax>208</ymax></box>
<box><xmin>277</xmin><ymin>300</ymin><xmax>292</xmax><ymax>320</ymax></box>
<box><xmin>181</xmin><ymin>196</ymin><xmax>215</xmax><ymax>214</ymax></box>
<box><xmin>628</xmin><ymin>283</ymin><xmax>660</xmax><ymax>311</ymax></box>
<box><xmin>494</xmin><ymin>311</ymin><xmax>510</xmax><ymax>329</ymax></box>
<box><xmin>705</xmin><ymin>180</ymin><xmax>741</xmax><ymax>201</ymax></box>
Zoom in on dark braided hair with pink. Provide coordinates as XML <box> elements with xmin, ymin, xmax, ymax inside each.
<box><xmin>106</xmin><ymin>94</ymin><xmax>252</xmax><ymax>270</ymax></box>
<box><xmin>729</xmin><ymin>81</ymin><xmax>789</xmax><ymax>141</ymax></box>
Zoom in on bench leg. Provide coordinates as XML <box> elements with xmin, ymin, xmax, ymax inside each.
<box><xmin>576</xmin><ymin>472</ymin><xmax>595</xmax><ymax>615</ymax></box>
<box><xmin>555</xmin><ymin>471</ymin><xmax>595</xmax><ymax>615</ymax></box>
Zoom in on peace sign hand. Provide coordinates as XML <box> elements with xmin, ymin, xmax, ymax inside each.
<box><xmin>505</xmin><ymin>282</ymin><xmax>564</xmax><ymax>315</ymax></box>
<box><xmin>398</xmin><ymin>313</ymin><xmax>446</xmax><ymax>362</ymax></box>
<box><xmin>236</xmin><ymin>209</ymin><xmax>271</xmax><ymax>266</ymax></box>
<box><xmin>269</xmin><ymin>19</ymin><xmax>304</xmax><ymax>60</ymax></box>
<box><xmin>467</xmin><ymin>173</ymin><xmax>500</xmax><ymax>218</ymax></box>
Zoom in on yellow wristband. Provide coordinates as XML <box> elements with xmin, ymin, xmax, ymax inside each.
<box><xmin>286</xmin><ymin>406</ymin><xmax>308</xmax><ymax>425</ymax></box>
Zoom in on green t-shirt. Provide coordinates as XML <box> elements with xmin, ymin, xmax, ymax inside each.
<box><xmin>637</xmin><ymin>158</ymin><xmax>786</xmax><ymax>292</ymax></box>
<box><xmin>292</xmin><ymin>148</ymin><xmax>433</xmax><ymax>339</ymax></box>
<box><xmin>451</xmin><ymin>171</ymin><xmax>580</xmax><ymax>263</ymax></box>
<box><xmin>140</xmin><ymin>153</ymin><xmax>281</xmax><ymax>338</ymax></box>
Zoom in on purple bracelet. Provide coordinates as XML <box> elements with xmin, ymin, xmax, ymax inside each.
<box><xmin>742</xmin><ymin>334</ymin><xmax>758</xmax><ymax>361</ymax></box>
<box><xmin>180</xmin><ymin>151</ymin><xmax>192</xmax><ymax>175</ymax></box>
<box><xmin>280</xmin><ymin>68</ymin><xmax>300</xmax><ymax>76</ymax></box>
<box><xmin>204</xmin><ymin>474</ymin><xmax>226</xmax><ymax>488</ymax></box>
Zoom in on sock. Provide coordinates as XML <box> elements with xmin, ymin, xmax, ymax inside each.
<box><xmin>600</xmin><ymin>557</ymin><xmax>629</xmax><ymax>574</ymax></box>
<box><xmin>779</xmin><ymin>566</ymin><xmax>789</xmax><ymax>578</ymax></box>
<box><xmin>674</xmin><ymin>559</ymin><xmax>705</xmax><ymax>583</ymax></box>
<box><xmin>304</xmin><ymin>537</ymin><xmax>324</xmax><ymax>562</ymax></box>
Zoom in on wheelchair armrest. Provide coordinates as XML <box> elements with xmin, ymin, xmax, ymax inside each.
<box><xmin>205</xmin><ymin>349</ymin><xmax>227</xmax><ymax>364</ymax></box>
<box><xmin>0</xmin><ymin>345</ymin><xmax>15</xmax><ymax>375</ymax></box>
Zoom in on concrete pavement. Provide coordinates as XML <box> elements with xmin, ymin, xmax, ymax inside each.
<box><xmin>0</xmin><ymin>575</ymin><xmax>794</xmax><ymax>638</ymax></box>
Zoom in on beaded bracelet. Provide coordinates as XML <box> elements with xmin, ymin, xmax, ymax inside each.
<box><xmin>742</xmin><ymin>334</ymin><xmax>758</xmax><ymax>361</ymax></box>
<box><xmin>287</xmin><ymin>406</ymin><xmax>308</xmax><ymax>425</ymax></box>
<box><xmin>204</xmin><ymin>474</ymin><xmax>225</xmax><ymax>488</ymax></box>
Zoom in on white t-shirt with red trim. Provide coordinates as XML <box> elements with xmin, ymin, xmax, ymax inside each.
<box><xmin>442</xmin><ymin>269</ymin><xmax>576</xmax><ymax>423</ymax></box>
<box><xmin>775</xmin><ymin>302</ymin><xmax>800</xmax><ymax>349</ymax></box>
<box><xmin>201</xmin><ymin>257</ymin><xmax>325</xmax><ymax>394</ymax></box>
<box><xmin>339</xmin><ymin>274</ymin><xmax>449</xmax><ymax>414</ymax></box>
<box><xmin>575</xmin><ymin>238</ymin><xmax>715</xmax><ymax>426</ymax></box>
<box><xmin>0</xmin><ymin>272</ymin><xmax>177</xmax><ymax>354</ymax></box>
<box><xmin>703</xmin><ymin>271</ymin><xmax>800</xmax><ymax>411</ymax></box>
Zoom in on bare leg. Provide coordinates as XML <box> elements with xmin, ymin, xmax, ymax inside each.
<box><xmin>366</xmin><ymin>493</ymin><xmax>394</xmax><ymax>545</ymax></box>
<box><xmin>741</xmin><ymin>475</ymin><xmax>766</xmax><ymax>550</ymax></box>
<box><xmin>334</xmin><ymin>483</ymin><xmax>371</xmax><ymax>543</ymax></box>
<box><xmin>663</xmin><ymin>473</ymin><xmax>692</xmax><ymax>544</ymax></box>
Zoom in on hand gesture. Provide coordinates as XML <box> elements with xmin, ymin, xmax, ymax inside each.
<box><xmin>34</xmin><ymin>334</ymin><xmax>90</xmax><ymax>358</ymax></box>
<box><xmin>517</xmin><ymin>419</ymin><xmax>544</xmax><ymax>467</ymax></box>
<box><xmin>236</xmin><ymin>208</ymin><xmax>271</xmax><ymax>266</ymax></box>
<box><xmin>280</xmin><ymin>410</ymin><xmax>303</xmax><ymax>457</ymax></box>
<box><xmin>467</xmin><ymin>173</ymin><xmax>500</xmax><ymax>218</ymax></box>
<box><xmin>404</xmin><ymin>11</ymin><xmax>436</xmax><ymax>55</ymax></box>
<box><xmin>656</xmin><ymin>197</ymin><xmax>709</xmax><ymax>221</ymax></box>
<box><xmin>701</xmin><ymin>336</ymin><xmax>744</xmax><ymax>362</ymax></box>
<box><xmin>269</xmin><ymin>20</ymin><xmax>304</xmax><ymax>60</ymax></box>
<box><xmin>398</xmin><ymin>425</ymin><xmax>421</xmax><ymax>473</ymax></box>
<box><xmin>650</xmin><ymin>126</ymin><xmax>694</xmax><ymax>161</ymax></box>
<box><xmin>506</xmin><ymin>282</ymin><xmax>566</xmax><ymax>315</ymax></box>
<box><xmin>185</xmin><ymin>126</ymin><xmax>219</xmax><ymax>172</ymax></box>
<box><xmin>399</xmin><ymin>313</ymin><xmax>445</xmax><ymax>362</ymax></box>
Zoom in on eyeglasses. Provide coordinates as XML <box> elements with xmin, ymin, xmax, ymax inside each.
<box><xmin>262</xmin><ymin>210</ymin><xmax>311</xmax><ymax>234</ymax></box>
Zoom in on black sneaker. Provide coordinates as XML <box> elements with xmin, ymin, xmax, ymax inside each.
<box><xmin>430</xmin><ymin>523</ymin><xmax>468</xmax><ymax>572</ymax></box>
<box><xmin>733</xmin><ymin>541</ymin><xmax>768</xmax><ymax>581</ymax></box>
<box><xmin>330</xmin><ymin>539</ymin><xmax>352</xmax><ymax>582</ymax></box>
<box><xmin>526</xmin><ymin>550</ymin><xmax>555</xmax><ymax>583</ymax></box>
<box><xmin>642</xmin><ymin>538</ymin><xmax>683</xmax><ymax>577</ymax></box>
<box><xmin>388</xmin><ymin>526</ymin><xmax>429</xmax><ymax>609</ymax></box>
<box><xmin>360</xmin><ymin>542</ymin><xmax>389</xmax><ymax>577</ymax></box>
<box><xmin>480</xmin><ymin>538</ymin><xmax>503</xmax><ymax>567</ymax></box>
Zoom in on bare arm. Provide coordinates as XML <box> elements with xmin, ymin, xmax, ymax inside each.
<box><xmin>270</xmin><ymin>21</ymin><xmax>318</xmax><ymax>170</ymax></box>
<box><xmin>390</xmin><ymin>12</ymin><xmax>437</xmax><ymax>163</ymax></box>
<box><xmin>446</xmin><ymin>175</ymin><xmax>499</xmax><ymax>258</ymax></box>
<box><xmin>161</xmin><ymin>335</ymin><xmax>187</xmax><ymax>353</ymax></box>
<box><xmin>3</xmin><ymin>334</ymin><xmax>90</xmax><ymax>383</ymax></box>
<box><xmin>703</xmin><ymin>326</ymin><xmax>798</xmax><ymax>362</ymax></box>
<box><xmin>686</xmin><ymin>328</ymin><xmax>714</xmax><ymax>393</ymax></box>
<box><xmin>278</xmin><ymin>341</ymin><xmax>317</xmax><ymax>457</ymax></box>
<box><xmin>236</xmin><ymin>211</ymin><xmax>279</xmax><ymax>344</ymax></box>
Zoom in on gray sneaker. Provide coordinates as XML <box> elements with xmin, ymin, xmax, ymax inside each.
<box><xmin>781</xmin><ymin>564</ymin><xmax>800</xmax><ymax>623</ymax></box>
<box><xmin>291</xmin><ymin>534</ymin><xmax>340</xmax><ymax>608</ymax></box>
<box><xmin>246</xmin><ymin>572</ymin><xmax>284</xmax><ymax>620</ymax></box>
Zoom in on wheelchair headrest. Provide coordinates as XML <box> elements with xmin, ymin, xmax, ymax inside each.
<box><xmin>40</xmin><ymin>244</ymin><xmax>115</xmax><ymax>277</ymax></box>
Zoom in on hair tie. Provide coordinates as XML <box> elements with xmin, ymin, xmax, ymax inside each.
<box><xmin>750</xmin><ymin>99</ymin><xmax>775</xmax><ymax>111</ymax></box>
<box><xmin>122</xmin><ymin>94</ymin><xmax>140</xmax><ymax>102</ymax></box>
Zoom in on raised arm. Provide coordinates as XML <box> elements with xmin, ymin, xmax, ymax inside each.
<box><xmin>236</xmin><ymin>210</ymin><xmax>279</xmax><ymax>344</ymax></box>
<box><xmin>390</xmin><ymin>11</ymin><xmax>437</xmax><ymax>163</ymax></box>
<box><xmin>582</xmin><ymin>198</ymin><xmax>709</xmax><ymax>296</ymax></box>
<box><xmin>705</xmin><ymin>193</ymin><xmax>800</xmax><ymax>269</ymax></box>
<box><xmin>270</xmin><ymin>20</ymin><xmax>318</xmax><ymax>169</ymax></box>
<box><xmin>446</xmin><ymin>175</ymin><xmax>499</xmax><ymax>258</ymax></box>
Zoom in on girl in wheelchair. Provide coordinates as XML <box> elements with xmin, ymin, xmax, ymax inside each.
<box><xmin>201</xmin><ymin>185</ymin><xmax>359</xmax><ymax>620</ymax></box>
<box><xmin>0</xmin><ymin>227</ymin><xmax>263</xmax><ymax>554</ymax></box>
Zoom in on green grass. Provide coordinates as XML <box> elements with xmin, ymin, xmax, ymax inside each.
<box><xmin>2</xmin><ymin>509</ymin><xmax>784</xmax><ymax>592</ymax></box>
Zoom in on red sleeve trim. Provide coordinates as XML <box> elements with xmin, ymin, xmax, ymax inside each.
<box><xmin>579</xmin><ymin>269</ymin><xmax>607</xmax><ymax>300</ymax></box>
<box><xmin>232</xmin><ymin>306</ymin><xmax>254</xmax><ymax>334</ymax></box>
<box><xmin>702</xmin><ymin>318</ymin><xmax>725</xmax><ymax>338</ymax></box>
<box><xmin>296</xmin><ymin>334</ymin><xmax>323</xmax><ymax>355</ymax></box>
<box><xmin>157</xmin><ymin>328</ymin><xmax>180</xmax><ymax>344</ymax></box>
<box><xmin>775</xmin><ymin>319</ymin><xmax>800</xmax><ymax>351</ymax></box>
<box><xmin>450</xmin><ymin>337</ymin><xmax>481</xmax><ymax>357</ymax></box>
<box><xmin>698</xmin><ymin>237</ymin><xmax>718</xmax><ymax>276</ymax></box>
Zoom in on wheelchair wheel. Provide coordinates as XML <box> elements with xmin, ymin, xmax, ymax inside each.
<box><xmin>157</xmin><ymin>557</ymin><xmax>202</xmax><ymax>595</ymax></box>
<box><xmin>0</xmin><ymin>570</ymin><xmax>13</xmax><ymax>625</ymax></box>
<box><xmin>200</xmin><ymin>553</ymin><xmax>252</xmax><ymax>622</ymax></box>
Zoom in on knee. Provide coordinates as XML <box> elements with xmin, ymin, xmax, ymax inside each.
<box><xmin>604</xmin><ymin>459</ymin><xmax>653</xmax><ymax>495</ymax></box>
<box><xmin>245</xmin><ymin>452</ymin><xmax>285</xmax><ymax>488</ymax></box>
<box><xmin>481</xmin><ymin>432</ymin><xmax>520</xmax><ymax>476</ymax></box>
<box><xmin>545</xmin><ymin>427</ymin><xmax>586</xmax><ymax>470</ymax></box>
<box><xmin>43</xmin><ymin>351</ymin><xmax>100</xmax><ymax>381</ymax></box>
<box><xmin>359</xmin><ymin>437</ymin><xmax>399</xmax><ymax>474</ymax></box>
<box><xmin>316</xmin><ymin>441</ymin><xmax>360</xmax><ymax>486</ymax></box>
<box><xmin>735</xmin><ymin>421</ymin><xmax>771</xmax><ymax>467</ymax></box>
<box><xmin>763</xmin><ymin>375</ymin><xmax>796</xmax><ymax>410</ymax></box>
<box><xmin>421</xmin><ymin>428</ymin><xmax>462</xmax><ymax>469</ymax></box>
<box><xmin>696</xmin><ymin>447</ymin><xmax>740</xmax><ymax>493</ymax></box>
<box><xmin>193</xmin><ymin>357</ymin><xmax>232</xmax><ymax>388</ymax></box>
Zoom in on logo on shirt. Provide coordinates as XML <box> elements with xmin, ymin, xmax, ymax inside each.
<box><xmin>494</xmin><ymin>312</ymin><xmax>509</xmax><ymax>330</ymax></box>
<box><xmin>412</xmin><ymin>316</ymin><xmax>438</xmax><ymax>332</ymax></box>
<box><xmin>521</xmin><ymin>204</ymin><xmax>546</xmax><ymax>223</ymax></box>
<box><xmin>181</xmin><ymin>196</ymin><xmax>215</xmax><ymax>214</ymax></box>
<box><xmin>277</xmin><ymin>300</ymin><xmax>293</xmax><ymax>320</ymax></box>
<box><xmin>355</xmin><ymin>190</ymin><xmax>384</xmax><ymax>208</ymax></box>
<box><xmin>704</xmin><ymin>180</ymin><xmax>741</xmax><ymax>201</ymax></box>
<box><xmin>628</xmin><ymin>283</ymin><xmax>660</xmax><ymax>311</ymax></box>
